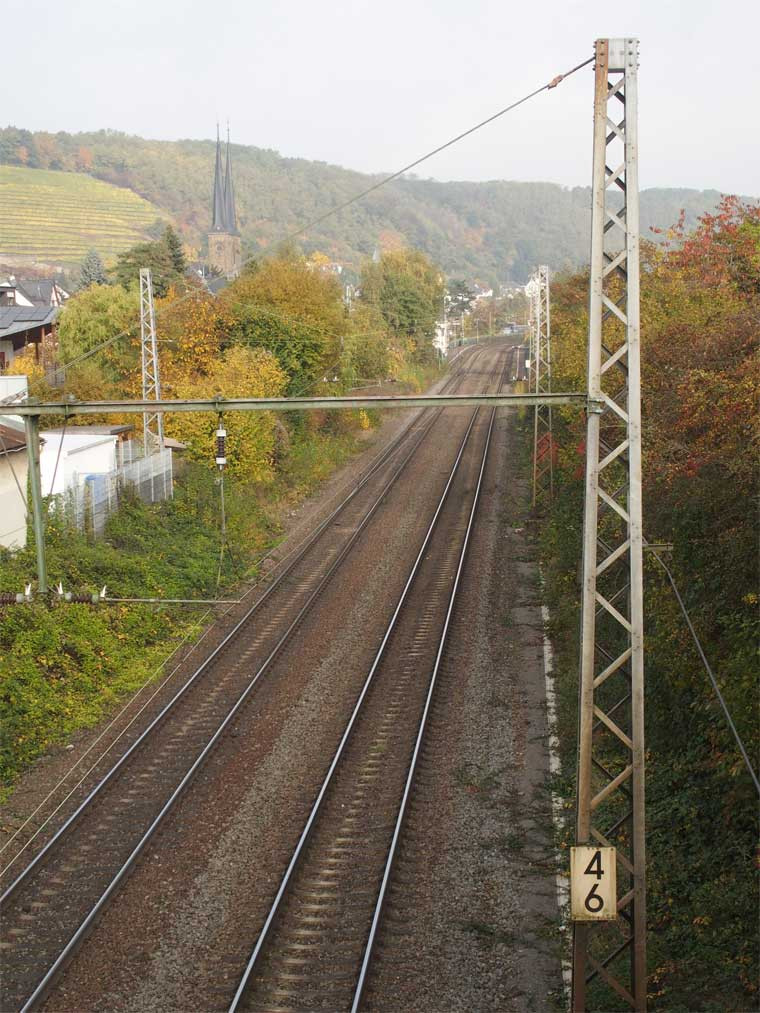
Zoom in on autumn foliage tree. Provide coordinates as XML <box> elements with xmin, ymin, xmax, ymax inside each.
<box><xmin>163</xmin><ymin>346</ymin><xmax>287</xmax><ymax>481</ymax></box>
<box><xmin>223</xmin><ymin>249</ymin><xmax>349</xmax><ymax>368</ymax></box>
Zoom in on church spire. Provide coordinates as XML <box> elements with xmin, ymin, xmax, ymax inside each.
<box><xmin>223</xmin><ymin>123</ymin><xmax>238</xmax><ymax>235</ymax></box>
<box><xmin>211</xmin><ymin>124</ymin><xmax>226</xmax><ymax>232</ymax></box>
<box><xmin>208</xmin><ymin>121</ymin><xmax>242</xmax><ymax>279</ymax></box>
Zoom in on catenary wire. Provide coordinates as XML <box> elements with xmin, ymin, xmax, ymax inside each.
<box><xmin>0</xmin><ymin>429</ymin><xmax>28</xmax><ymax>509</ymax></box>
<box><xmin>46</xmin><ymin>421</ymin><xmax>68</xmax><ymax>499</ymax></box>
<box><xmin>650</xmin><ymin>548</ymin><xmax>760</xmax><ymax>797</ymax></box>
<box><xmin>47</xmin><ymin>55</ymin><xmax>593</xmax><ymax>382</ymax></box>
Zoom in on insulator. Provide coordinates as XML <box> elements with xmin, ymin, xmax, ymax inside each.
<box><xmin>215</xmin><ymin>426</ymin><xmax>227</xmax><ymax>468</ymax></box>
<box><xmin>61</xmin><ymin>593</ymin><xmax>99</xmax><ymax>604</ymax></box>
<box><xmin>0</xmin><ymin>592</ymin><xmax>20</xmax><ymax>604</ymax></box>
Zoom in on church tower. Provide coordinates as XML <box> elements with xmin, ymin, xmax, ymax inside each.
<box><xmin>208</xmin><ymin>126</ymin><xmax>242</xmax><ymax>278</ymax></box>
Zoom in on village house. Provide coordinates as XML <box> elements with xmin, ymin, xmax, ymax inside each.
<box><xmin>0</xmin><ymin>277</ymin><xmax>68</xmax><ymax>371</ymax></box>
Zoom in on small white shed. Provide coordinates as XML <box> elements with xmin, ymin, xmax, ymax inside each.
<box><xmin>39</xmin><ymin>425</ymin><xmax>134</xmax><ymax>496</ymax></box>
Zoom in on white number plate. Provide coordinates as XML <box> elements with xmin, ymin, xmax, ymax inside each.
<box><xmin>570</xmin><ymin>846</ymin><xmax>617</xmax><ymax>921</ymax></box>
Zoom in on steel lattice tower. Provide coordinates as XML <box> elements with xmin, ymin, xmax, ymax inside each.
<box><xmin>530</xmin><ymin>264</ymin><xmax>553</xmax><ymax>506</ymax></box>
<box><xmin>573</xmin><ymin>38</ymin><xmax>646</xmax><ymax>1012</ymax></box>
<box><xmin>139</xmin><ymin>268</ymin><xmax>164</xmax><ymax>455</ymax></box>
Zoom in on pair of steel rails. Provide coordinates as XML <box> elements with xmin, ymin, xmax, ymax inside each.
<box><xmin>228</xmin><ymin>348</ymin><xmax>512</xmax><ymax>1012</ymax></box>
<box><xmin>0</xmin><ymin>344</ymin><xmax>502</xmax><ymax>1011</ymax></box>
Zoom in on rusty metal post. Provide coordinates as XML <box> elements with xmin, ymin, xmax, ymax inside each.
<box><xmin>24</xmin><ymin>413</ymin><xmax>48</xmax><ymax>593</ymax></box>
<box><xmin>573</xmin><ymin>38</ymin><xmax>646</xmax><ymax>1012</ymax></box>
<box><xmin>531</xmin><ymin>264</ymin><xmax>554</xmax><ymax>506</ymax></box>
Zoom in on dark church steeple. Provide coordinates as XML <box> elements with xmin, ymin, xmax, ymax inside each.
<box><xmin>208</xmin><ymin>123</ymin><xmax>242</xmax><ymax>277</ymax></box>
<box><xmin>223</xmin><ymin>125</ymin><xmax>238</xmax><ymax>235</ymax></box>
<box><xmin>211</xmin><ymin>125</ymin><xmax>226</xmax><ymax>232</ymax></box>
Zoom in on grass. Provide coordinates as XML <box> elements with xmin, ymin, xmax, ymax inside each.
<box><xmin>0</xmin><ymin>422</ymin><xmax>372</xmax><ymax>791</ymax></box>
<box><xmin>0</xmin><ymin>165</ymin><xmax>167</xmax><ymax>266</ymax></box>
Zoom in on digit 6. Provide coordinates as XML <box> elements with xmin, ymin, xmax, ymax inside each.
<box><xmin>585</xmin><ymin>882</ymin><xmax>604</xmax><ymax>913</ymax></box>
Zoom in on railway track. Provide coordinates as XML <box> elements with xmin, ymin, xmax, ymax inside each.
<box><xmin>0</xmin><ymin>344</ymin><xmax>496</xmax><ymax>1012</ymax></box>
<box><xmin>227</xmin><ymin>350</ymin><xmax>512</xmax><ymax>1012</ymax></box>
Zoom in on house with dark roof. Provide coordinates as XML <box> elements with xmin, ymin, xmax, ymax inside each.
<box><xmin>0</xmin><ymin>305</ymin><xmax>58</xmax><ymax>370</ymax></box>
<box><xmin>0</xmin><ymin>276</ymin><xmax>67</xmax><ymax>370</ymax></box>
<box><xmin>0</xmin><ymin>277</ymin><xmax>69</xmax><ymax>308</ymax></box>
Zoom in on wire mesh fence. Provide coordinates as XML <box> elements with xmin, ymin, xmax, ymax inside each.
<box><xmin>65</xmin><ymin>448</ymin><xmax>173</xmax><ymax>536</ymax></box>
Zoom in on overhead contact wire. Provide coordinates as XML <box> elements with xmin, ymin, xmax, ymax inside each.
<box><xmin>650</xmin><ymin>550</ymin><xmax>760</xmax><ymax>798</ymax></box>
<box><xmin>48</xmin><ymin>55</ymin><xmax>593</xmax><ymax>380</ymax></box>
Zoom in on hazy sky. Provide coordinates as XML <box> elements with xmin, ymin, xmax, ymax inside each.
<box><xmin>8</xmin><ymin>0</ymin><xmax>758</xmax><ymax>195</ymax></box>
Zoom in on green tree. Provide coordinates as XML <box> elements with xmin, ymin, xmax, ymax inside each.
<box><xmin>78</xmin><ymin>248</ymin><xmax>107</xmax><ymax>289</ymax></box>
<box><xmin>56</xmin><ymin>283</ymin><xmax>139</xmax><ymax>381</ymax></box>
<box><xmin>222</xmin><ymin>250</ymin><xmax>349</xmax><ymax>372</ymax></box>
<box><xmin>228</xmin><ymin>305</ymin><xmax>324</xmax><ymax>395</ymax></box>
<box><xmin>111</xmin><ymin>236</ymin><xmax>182</xmax><ymax>297</ymax></box>
<box><xmin>163</xmin><ymin>224</ymin><xmax>186</xmax><ymax>275</ymax></box>
<box><xmin>360</xmin><ymin>249</ymin><xmax>443</xmax><ymax>360</ymax></box>
<box><xmin>447</xmin><ymin>278</ymin><xmax>475</xmax><ymax>315</ymax></box>
<box><xmin>542</xmin><ymin>200</ymin><xmax>760</xmax><ymax>1011</ymax></box>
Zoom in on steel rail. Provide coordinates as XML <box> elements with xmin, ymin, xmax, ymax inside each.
<box><xmin>227</xmin><ymin>347</ymin><xmax>511</xmax><ymax>1012</ymax></box>
<box><xmin>11</xmin><ymin>349</ymin><xmax>489</xmax><ymax>1012</ymax></box>
<box><xmin>352</xmin><ymin>403</ymin><xmax>497</xmax><ymax>1011</ymax></box>
<box><xmin>227</xmin><ymin>405</ymin><xmax>482</xmax><ymax>1013</ymax></box>
<box><xmin>0</xmin><ymin>347</ymin><xmax>479</xmax><ymax>904</ymax></box>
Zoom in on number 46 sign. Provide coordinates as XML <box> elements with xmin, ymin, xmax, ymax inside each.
<box><xmin>570</xmin><ymin>846</ymin><xmax>617</xmax><ymax>921</ymax></box>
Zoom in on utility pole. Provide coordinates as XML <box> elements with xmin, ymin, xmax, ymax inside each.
<box><xmin>573</xmin><ymin>38</ymin><xmax>645</xmax><ymax>1012</ymax></box>
<box><xmin>139</xmin><ymin>268</ymin><xmax>164</xmax><ymax>457</ymax></box>
<box><xmin>24</xmin><ymin>413</ymin><xmax>47</xmax><ymax>593</ymax></box>
<box><xmin>531</xmin><ymin>264</ymin><xmax>553</xmax><ymax>507</ymax></box>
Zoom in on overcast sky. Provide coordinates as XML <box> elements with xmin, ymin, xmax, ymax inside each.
<box><xmin>8</xmin><ymin>0</ymin><xmax>758</xmax><ymax>195</ymax></box>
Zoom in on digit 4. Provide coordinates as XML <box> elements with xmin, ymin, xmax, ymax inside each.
<box><xmin>584</xmin><ymin>850</ymin><xmax>604</xmax><ymax>880</ymax></box>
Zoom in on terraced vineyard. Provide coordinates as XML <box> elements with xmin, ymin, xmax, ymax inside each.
<box><xmin>0</xmin><ymin>166</ymin><xmax>167</xmax><ymax>267</ymax></box>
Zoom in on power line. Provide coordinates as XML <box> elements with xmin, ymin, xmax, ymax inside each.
<box><xmin>276</xmin><ymin>56</ymin><xmax>594</xmax><ymax>244</ymax></box>
<box><xmin>0</xmin><ymin>429</ymin><xmax>28</xmax><ymax>510</ymax></box>
<box><xmin>650</xmin><ymin>548</ymin><xmax>760</xmax><ymax>798</ymax></box>
<box><xmin>49</xmin><ymin>53</ymin><xmax>593</xmax><ymax>381</ymax></box>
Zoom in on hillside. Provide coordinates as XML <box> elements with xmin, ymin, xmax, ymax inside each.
<box><xmin>0</xmin><ymin>165</ymin><xmax>166</xmax><ymax>268</ymax></box>
<box><xmin>0</xmin><ymin>127</ymin><xmax>748</xmax><ymax>283</ymax></box>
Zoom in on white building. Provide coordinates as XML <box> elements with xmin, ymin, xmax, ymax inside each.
<box><xmin>0</xmin><ymin>417</ymin><xmax>34</xmax><ymax>549</ymax></box>
<box><xmin>39</xmin><ymin>425</ymin><xmax>134</xmax><ymax>497</ymax></box>
<box><xmin>0</xmin><ymin>375</ymin><xmax>29</xmax><ymax>405</ymax></box>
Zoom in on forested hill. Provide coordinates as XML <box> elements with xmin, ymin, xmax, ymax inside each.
<box><xmin>0</xmin><ymin>126</ymin><xmax>743</xmax><ymax>283</ymax></box>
